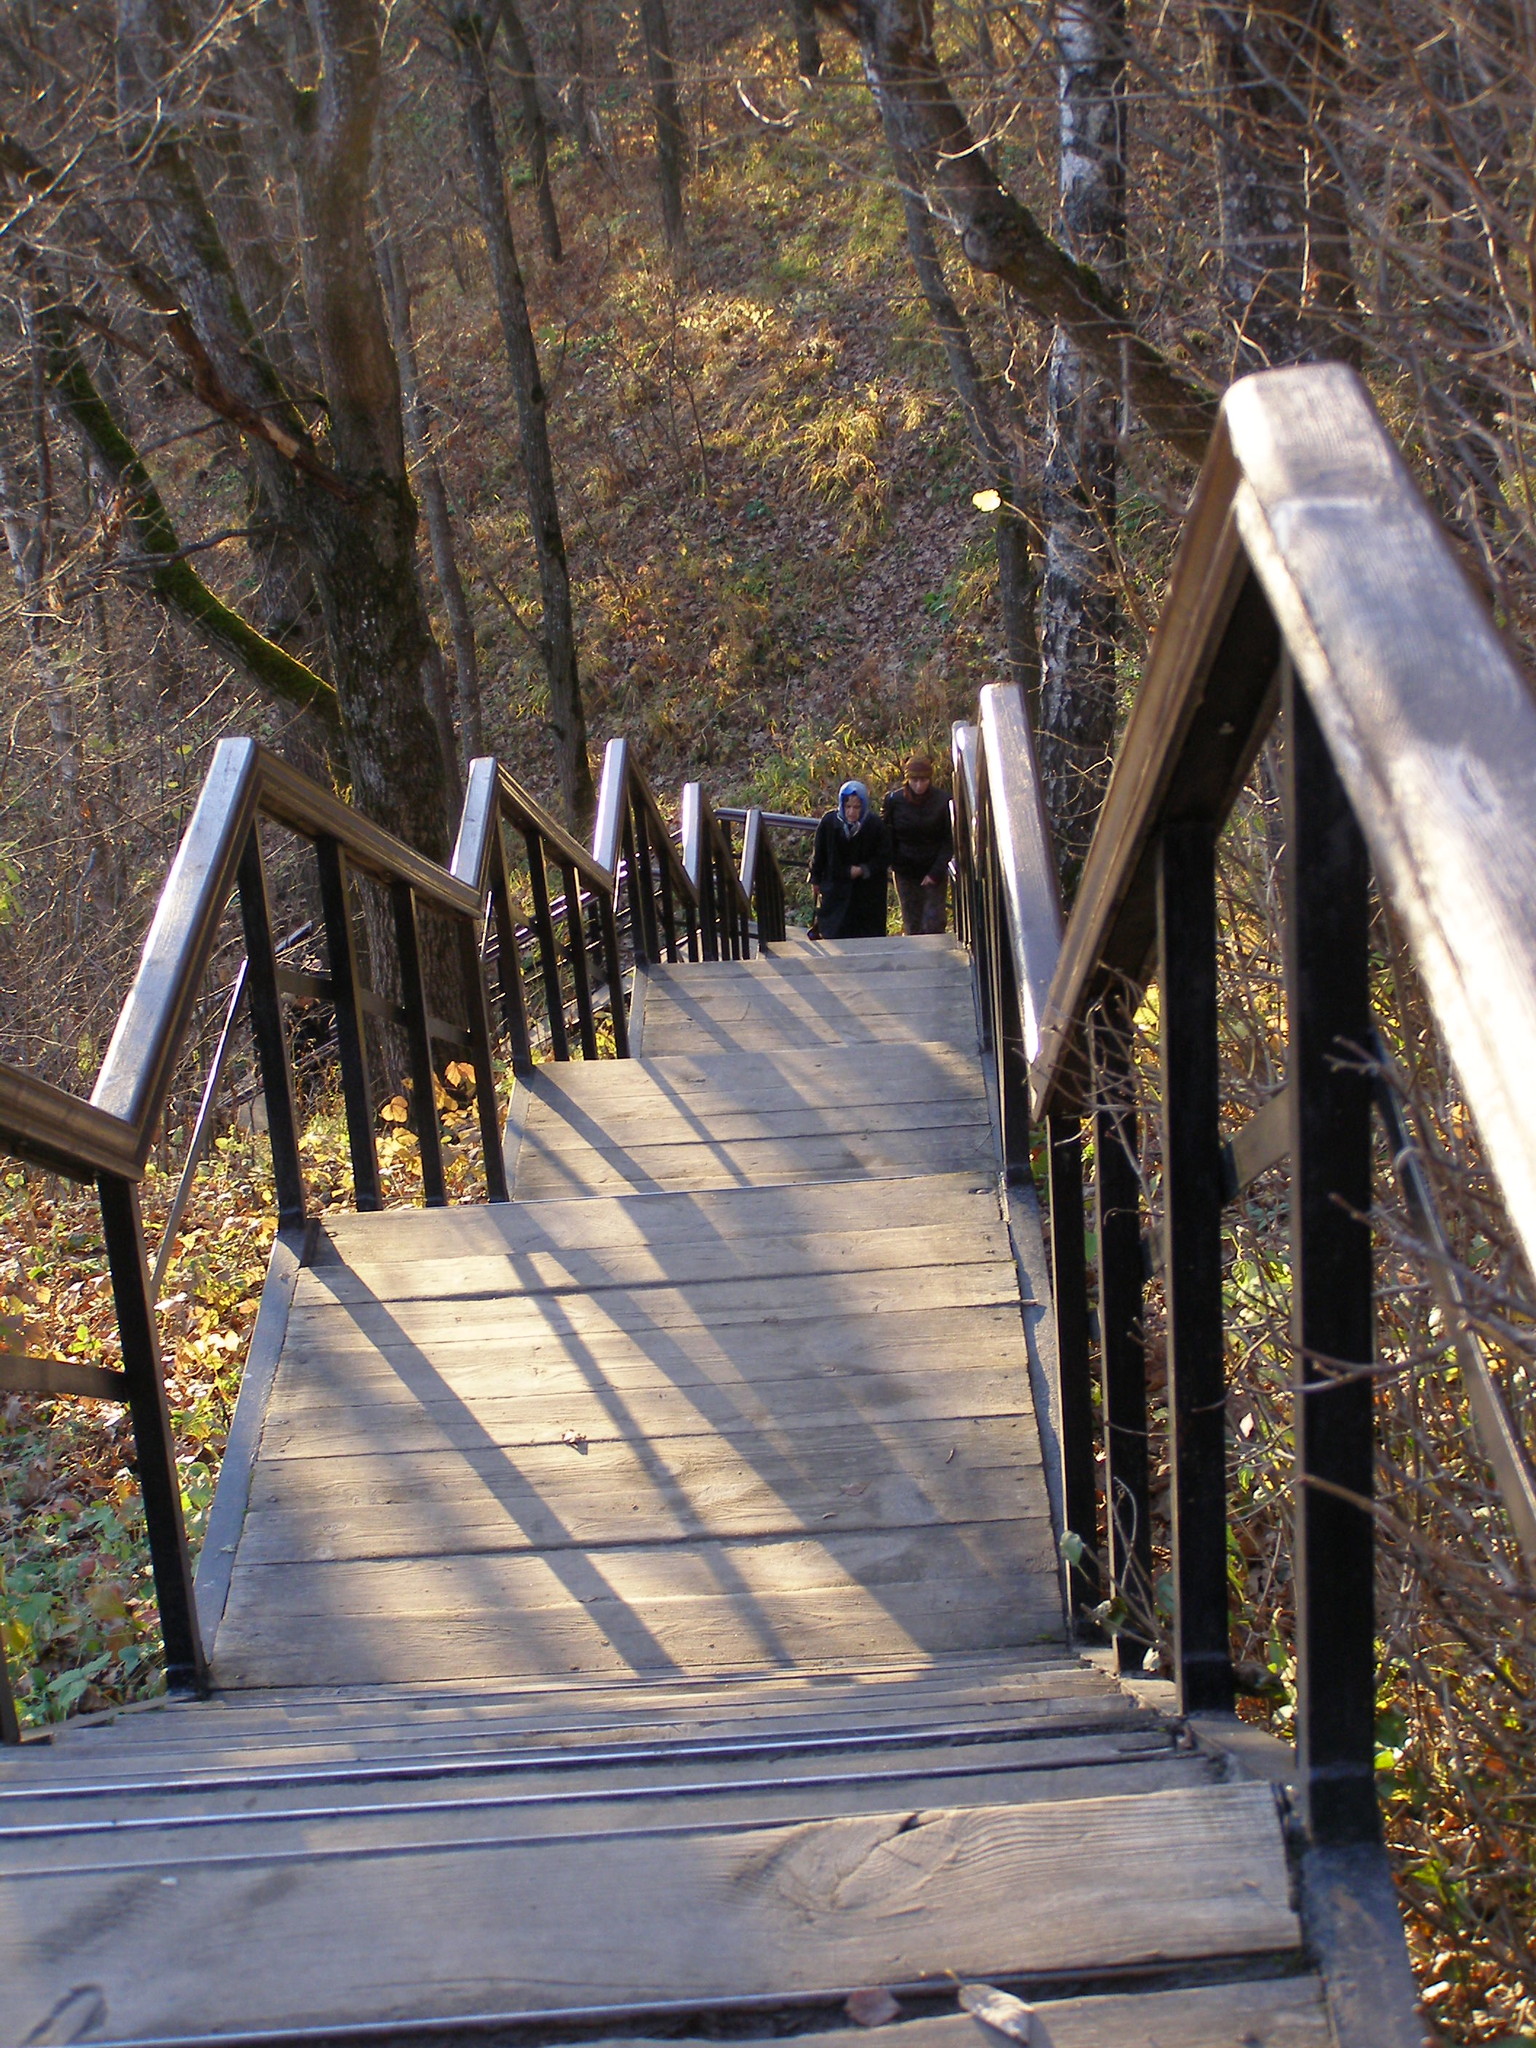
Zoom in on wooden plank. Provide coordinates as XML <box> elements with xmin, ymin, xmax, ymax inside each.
<box><xmin>18</xmin><ymin>1664</ymin><xmax>1129</xmax><ymax>1766</ymax></box>
<box><xmin>1</xmin><ymin>1784</ymin><xmax>1297</xmax><ymax>2040</ymax></box>
<box><xmin>512</xmin><ymin>1128</ymin><xmax>995</xmax><ymax>1195</ymax></box>
<box><xmin>292</xmin><ymin>1221</ymin><xmax>1013</xmax><ymax>1303</ymax></box>
<box><xmin>284</xmin><ymin>1259</ymin><xmax>1022</xmax><ymax>1343</ymax></box>
<box><xmin>586</xmin><ymin>1980</ymin><xmax>1331</xmax><ymax>2048</ymax></box>
<box><xmin>212</xmin><ymin>1588</ymin><xmax>1064</xmax><ymax>1687</ymax></box>
<box><xmin>218</xmin><ymin>1520</ymin><xmax>1055</xmax><ymax>1621</ymax></box>
<box><xmin>521</xmin><ymin>1098</ymin><xmax>990</xmax><ymax>1152</ymax></box>
<box><xmin>6</xmin><ymin>1755</ymin><xmax>1218</xmax><ymax>1875</ymax></box>
<box><xmin>234</xmin><ymin>1418</ymin><xmax>1051</xmax><ymax>1559</ymax></box>
<box><xmin>316</xmin><ymin>1173</ymin><xmax>1000</xmax><ymax>1262</ymax></box>
<box><xmin>3</xmin><ymin>1696</ymin><xmax>1153</xmax><ymax>1785</ymax></box>
<box><xmin>258</xmin><ymin>1367</ymin><xmax>1034</xmax><ymax>1461</ymax></box>
<box><xmin>0</xmin><ymin>1727</ymin><xmax>1187</xmax><ymax>1826</ymax></box>
<box><xmin>269</xmin><ymin>1301</ymin><xmax>1031</xmax><ymax>1391</ymax></box>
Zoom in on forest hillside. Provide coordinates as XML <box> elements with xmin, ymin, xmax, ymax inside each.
<box><xmin>2</xmin><ymin>4</ymin><xmax>1535</xmax><ymax>2038</ymax></box>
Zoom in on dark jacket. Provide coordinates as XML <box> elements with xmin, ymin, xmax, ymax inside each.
<box><xmin>809</xmin><ymin>810</ymin><xmax>889</xmax><ymax>939</ymax></box>
<box><xmin>883</xmin><ymin>783</ymin><xmax>954</xmax><ymax>881</ymax></box>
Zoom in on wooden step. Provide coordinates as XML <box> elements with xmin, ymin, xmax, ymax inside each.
<box><xmin>3</xmin><ymin>1783</ymin><xmax>1300</xmax><ymax>2044</ymax></box>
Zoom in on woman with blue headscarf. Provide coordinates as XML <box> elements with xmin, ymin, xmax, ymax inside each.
<box><xmin>808</xmin><ymin>779</ymin><xmax>889</xmax><ymax>939</ymax></box>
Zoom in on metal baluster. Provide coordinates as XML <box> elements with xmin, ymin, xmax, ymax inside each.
<box><xmin>391</xmin><ymin>881</ymin><xmax>447</xmax><ymax>1206</ymax></box>
<box><xmin>1047</xmin><ymin>1112</ymin><xmax>1100</xmax><ymax>1621</ymax></box>
<box><xmin>315</xmin><ymin>836</ymin><xmax>381</xmax><ymax>1210</ymax></box>
<box><xmin>456</xmin><ymin>909</ymin><xmax>510</xmax><ymax>1202</ymax></box>
<box><xmin>98</xmin><ymin>1171</ymin><xmax>207</xmax><ymax>1693</ymax></box>
<box><xmin>698</xmin><ymin>841</ymin><xmax>718</xmax><ymax>962</ymax></box>
<box><xmin>487</xmin><ymin>820</ymin><xmax>533</xmax><ymax>1078</ymax></box>
<box><xmin>625</xmin><ymin>805</ymin><xmax>657</xmax><ymax>967</ymax></box>
<box><xmin>1092</xmin><ymin>1001</ymin><xmax>1152</xmax><ymax>1674</ymax></box>
<box><xmin>1284</xmin><ymin>666</ymin><xmax>1379</xmax><ymax>1845</ymax></box>
<box><xmin>562</xmin><ymin>866</ymin><xmax>599</xmax><ymax>1058</ymax></box>
<box><xmin>598</xmin><ymin>876</ymin><xmax>630</xmax><ymax>1058</ymax></box>
<box><xmin>523</xmin><ymin>832</ymin><xmax>570</xmax><ymax>1060</ymax></box>
<box><xmin>237</xmin><ymin>828</ymin><xmax>305</xmax><ymax>1231</ymax></box>
<box><xmin>1157</xmin><ymin>820</ymin><xmax>1235</xmax><ymax>1715</ymax></box>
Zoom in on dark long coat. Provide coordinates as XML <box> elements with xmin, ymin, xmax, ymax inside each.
<box><xmin>809</xmin><ymin>810</ymin><xmax>889</xmax><ymax>939</ymax></box>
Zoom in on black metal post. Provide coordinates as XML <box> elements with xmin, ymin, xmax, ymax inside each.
<box><xmin>236</xmin><ymin>827</ymin><xmax>306</xmax><ymax>1231</ymax></box>
<box><xmin>315</xmin><ymin>836</ymin><xmax>382</xmax><ymax>1211</ymax></box>
<box><xmin>523</xmin><ymin>833</ymin><xmax>570</xmax><ymax>1060</ymax></box>
<box><xmin>486</xmin><ymin>827</ymin><xmax>534</xmax><ymax>1078</ymax></box>
<box><xmin>457</xmin><ymin>912</ymin><xmax>510</xmax><ymax>1202</ymax></box>
<box><xmin>391</xmin><ymin>881</ymin><xmax>447</xmax><ymax>1206</ymax></box>
<box><xmin>599</xmin><ymin>880</ymin><xmax>631</xmax><ymax>1058</ymax></box>
<box><xmin>1284</xmin><ymin>667</ymin><xmax>1380</xmax><ymax>1845</ymax></box>
<box><xmin>625</xmin><ymin>806</ymin><xmax>658</xmax><ymax>967</ymax></box>
<box><xmin>1157</xmin><ymin>821</ymin><xmax>1235</xmax><ymax>1715</ymax></box>
<box><xmin>1047</xmin><ymin>1112</ymin><xmax>1101</xmax><ymax>1619</ymax></box>
<box><xmin>698</xmin><ymin>841</ymin><xmax>719</xmax><ymax>962</ymax></box>
<box><xmin>1092</xmin><ymin>1003</ymin><xmax>1152</xmax><ymax>1673</ymax></box>
<box><xmin>98</xmin><ymin>1171</ymin><xmax>207</xmax><ymax>1693</ymax></box>
<box><xmin>561</xmin><ymin>866</ymin><xmax>599</xmax><ymax>1058</ymax></box>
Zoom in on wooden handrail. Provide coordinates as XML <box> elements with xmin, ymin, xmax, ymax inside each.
<box><xmin>956</xmin><ymin>360</ymin><xmax>1536</xmax><ymax>1864</ymax></box>
<box><xmin>0</xmin><ymin>726</ymin><xmax>753</xmax><ymax>1734</ymax></box>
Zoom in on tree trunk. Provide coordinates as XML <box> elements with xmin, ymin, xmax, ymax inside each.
<box><xmin>885</xmin><ymin>135</ymin><xmax>1038</xmax><ymax>694</ymax></box>
<box><xmin>791</xmin><ymin>0</ymin><xmax>824</xmax><ymax>80</ymax></box>
<box><xmin>1207</xmin><ymin>1</ymin><xmax>1354</xmax><ymax>373</ymax></box>
<box><xmin>378</xmin><ymin>206</ymin><xmax>486</xmax><ymax>764</ymax></box>
<box><xmin>282</xmin><ymin>0</ymin><xmax>455</xmax><ymax>862</ymax></box>
<box><xmin>638</xmin><ymin>0</ymin><xmax>688</xmax><ymax>252</ymax></box>
<box><xmin>499</xmin><ymin>0</ymin><xmax>564</xmax><ymax>263</ymax></box>
<box><xmin>113</xmin><ymin>0</ymin><xmax>452</xmax><ymax>860</ymax></box>
<box><xmin>818</xmin><ymin>0</ymin><xmax>1216</xmax><ymax>464</ymax></box>
<box><xmin>450</xmin><ymin>1</ymin><xmax>594</xmax><ymax>827</ymax></box>
<box><xmin>1040</xmin><ymin>0</ymin><xmax>1124</xmax><ymax>886</ymax></box>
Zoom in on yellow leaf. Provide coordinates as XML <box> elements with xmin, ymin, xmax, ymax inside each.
<box><xmin>381</xmin><ymin>1095</ymin><xmax>410</xmax><ymax>1124</ymax></box>
<box><xmin>971</xmin><ymin>488</ymin><xmax>1002</xmax><ymax>513</ymax></box>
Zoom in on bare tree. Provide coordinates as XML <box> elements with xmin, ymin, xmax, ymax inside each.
<box><xmin>449</xmin><ymin>0</ymin><xmax>593</xmax><ymax>825</ymax></box>
<box><xmin>1040</xmin><ymin>0</ymin><xmax>1125</xmax><ymax>881</ymax></box>
<box><xmin>499</xmin><ymin>1</ymin><xmax>564</xmax><ymax>263</ymax></box>
<box><xmin>377</xmin><ymin>198</ymin><xmax>486</xmax><ymax>764</ymax></box>
<box><xmin>639</xmin><ymin>0</ymin><xmax>688</xmax><ymax>252</ymax></box>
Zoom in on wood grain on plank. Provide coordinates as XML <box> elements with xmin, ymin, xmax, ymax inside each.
<box><xmin>235</xmin><ymin>1424</ymin><xmax>1051</xmax><ymax>1560</ymax></box>
<box><xmin>5</xmin><ymin>1742</ymin><xmax>1211</xmax><ymax>1868</ymax></box>
<box><xmin>268</xmin><ymin>1302</ymin><xmax>1032</xmax><ymax>1393</ymax></box>
<box><xmin>257</xmin><ymin>1367</ymin><xmax>1036</xmax><ymax>1462</ymax></box>
<box><xmin>2</xmin><ymin>1785</ymin><xmax>1297</xmax><ymax>2041</ymax></box>
<box><xmin>511</xmin><ymin>1129</ymin><xmax>994</xmax><ymax>1195</ymax></box>
<box><xmin>294</xmin><ymin>1221</ymin><xmax>1014</xmax><ymax>1302</ymax></box>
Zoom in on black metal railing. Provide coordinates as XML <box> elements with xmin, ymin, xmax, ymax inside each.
<box><xmin>952</xmin><ymin>361</ymin><xmax>1536</xmax><ymax>1859</ymax></box>
<box><xmin>0</xmin><ymin>733</ymin><xmax>779</xmax><ymax>1738</ymax></box>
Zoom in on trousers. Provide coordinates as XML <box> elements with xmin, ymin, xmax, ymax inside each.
<box><xmin>894</xmin><ymin>871</ymin><xmax>948</xmax><ymax>935</ymax></box>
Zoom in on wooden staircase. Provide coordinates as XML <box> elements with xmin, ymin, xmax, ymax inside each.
<box><xmin>3</xmin><ymin>935</ymin><xmax>1328</xmax><ymax>2047</ymax></box>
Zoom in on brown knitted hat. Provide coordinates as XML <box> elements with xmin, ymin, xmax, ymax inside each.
<box><xmin>904</xmin><ymin>754</ymin><xmax>934</xmax><ymax>777</ymax></box>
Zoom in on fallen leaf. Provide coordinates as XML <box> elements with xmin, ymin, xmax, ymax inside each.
<box><xmin>959</xmin><ymin>1984</ymin><xmax>1036</xmax><ymax>2045</ymax></box>
<box><xmin>380</xmin><ymin>1095</ymin><xmax>410</xmax><ymax>1125</ymax></box>
<box><xmin>845</xmin><ymin>1989</ymin><xmax>901</xmax><ymax>2028</ymax></box>
<box><xmin>560</xmin><ymin>1429</ymin><xmax>589</xmax><ymax>1452</ymax></box>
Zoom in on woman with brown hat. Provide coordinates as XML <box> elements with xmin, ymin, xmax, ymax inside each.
<box><xmin>882</xmin><ymin>755</ymin><xmax>953</xmax><ymax>934</ymax></box>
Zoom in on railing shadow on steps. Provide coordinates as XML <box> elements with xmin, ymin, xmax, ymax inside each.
<box><xmin>952</xmin><ymin>360</ymin><xmax>1536</xmax><ymax>2009</ymax></box>
<box><xmin>0</xmin><ymin>733</ymin><xmax>784</xmax><ymax>1740</ymax></box>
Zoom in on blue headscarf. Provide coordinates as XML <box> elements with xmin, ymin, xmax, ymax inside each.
<box><xmin>837</xmin><ymin>780</ymin><xmax>871</xmax><ymax>837</ymax></box>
